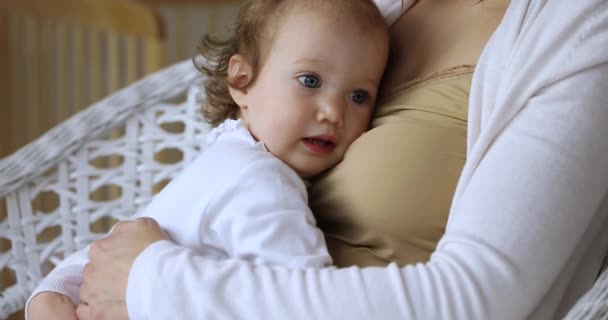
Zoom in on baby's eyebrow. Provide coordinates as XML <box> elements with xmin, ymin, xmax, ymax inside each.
<box><xmin>361</xmin><ymin>79</ymin><xmax>379</xmax><ymax>90</ymax></box>
<box><xmin>293</xmin><ymin>57</ymin><xmax>329</xmax><ymax>67</ymax></box>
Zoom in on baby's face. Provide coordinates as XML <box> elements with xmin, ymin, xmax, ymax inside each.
<box><xmin>240</xmin><ymin>8</ymin><xmax>389</xmax><ymax>178</ymax></box>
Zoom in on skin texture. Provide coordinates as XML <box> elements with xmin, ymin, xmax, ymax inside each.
<box><xmin>32</xmin><ymin>1</ymin><xmax>512</xmax><ymax>319</ymax></box>
<box><xmin>27</xmin><ymin>218</ymin><xmax>156</xmax><ymax>320</ymax></box>
<box><xmin>230</xmin><ymin>10</ymin><xmax>388</xmax><ymax>178</ymax></box>
<box><xmin>28</xmin><ymin>4</ymin><xmax>388</xmax><ymax>320</ymax></box>
<box><xmin>381</xmin><ymin>0</ymin><xmax>507</xmax><ymax>93</ymax></box>
<box><xmin>77</xmin><ymin>218</ymin><xmax>166</xmax><ymax>320</ymax></box>
<box><xmin>27</xmin><ymin>293</ymin><xmax>79</xmax><ymax>320</ymax></box>
<box><xmin>70</xmin><ymin>2</ymin><xmax>510</xmax><ymax>319</ymax></box>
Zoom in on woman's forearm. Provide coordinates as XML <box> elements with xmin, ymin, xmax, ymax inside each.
<box><xmin>126</xmin><ymin>1</ymin><xmax>608</xmax><ymax>319</ymax></box>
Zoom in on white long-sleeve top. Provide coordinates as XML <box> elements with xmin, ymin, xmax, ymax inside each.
<box><xmin>25</xmin><ymin>119</ymin><xmax>331</xmax><ymax>317</ymax></box>
<box><xmin>125</xmin><ymin>1</ymin><xmax>608</xmax><ymax>319</ymax></box>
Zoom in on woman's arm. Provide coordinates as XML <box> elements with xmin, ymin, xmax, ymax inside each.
<box><xmin>78</xmin><ymin>1</ymin><xmax>608</xmax><ymax>319</ymax></box>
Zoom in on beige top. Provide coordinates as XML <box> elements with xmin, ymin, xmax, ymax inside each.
<box><xmin>310</xmin><ymin>66</ymin><xmax>473</xmax><ymax>267</ymax></box>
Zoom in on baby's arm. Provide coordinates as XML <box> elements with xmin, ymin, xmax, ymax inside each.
<box><xmin>27</xmin><ymin>292</ymin><xmax>79</xmax><ymax>320</ymax></box>
<box><xmin>204</xmin><ymin>156</ymin><xmax>332</xmax><ymax>268</ymax></box>
<box><xmin>25</xmin><ymin>151</ymin><xmax>209</xmax><ymax>319</ymax></box>
<box><xmin>26</xmin><ymin>248</ymin><xmax>89</xmax><ymax>319</ymax></box>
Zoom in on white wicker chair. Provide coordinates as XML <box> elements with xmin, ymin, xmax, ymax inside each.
<box><xmin>0</xmin><ymin>60</ymin><xmax>606</xmax><ymax>319</ymax></box>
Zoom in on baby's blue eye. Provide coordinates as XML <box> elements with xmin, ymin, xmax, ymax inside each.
<box><xmin>298</xmin><ymin>75</ymin><xmax>321</xmax><ymax>88</ymax></box>
<box><xmin>350</xmin><ymin>90</ymin><xmax>369</xmax><ymax>104</ymax></box>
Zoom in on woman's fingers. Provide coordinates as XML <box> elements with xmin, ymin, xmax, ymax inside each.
<box><xmin>76</xmin><ymin>302</ymin><xmax>128</xmax><ymax>320</ymax></box>
<box><xmin>79</xmin><ymin>217</ymin><xmax>168</xmax><ymax>319</ymax></box>
<box><xmin>75</xmin><ymin>303</ymin><xmax>89</xmax><ymax>319</ymax></box>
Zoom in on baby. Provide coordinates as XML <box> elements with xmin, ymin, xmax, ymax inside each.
<box><xmin>27</xmin><ymin>0</ymin><xmax>389</xmax><ymax>318</ymax></box>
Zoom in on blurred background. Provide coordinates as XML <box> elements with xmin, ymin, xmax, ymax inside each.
<box><xmin>0</xmin><ymin>0</ymin><xmax>245</xmax><ymax>159</ymax></box>
<box><xmin>1</xmin><ymin>1</ymin><xmax>243</xmax><ymax>318</ymax></box>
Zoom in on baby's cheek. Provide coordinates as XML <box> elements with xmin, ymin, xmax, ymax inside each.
<box><xmin>347</xmin><ymin>129</ymin><xmax>367</xmax><ymax>145</ymax></box>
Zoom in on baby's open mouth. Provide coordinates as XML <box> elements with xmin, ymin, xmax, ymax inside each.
<box><xmin>303</xmin><ymin>137</ymin><xmax>336</xmax><ymax>148</ymax></box>
<box><xmin>302</xmin><ymin>137</ymin><xmax>337</xmax><ymax>154</ymax></box>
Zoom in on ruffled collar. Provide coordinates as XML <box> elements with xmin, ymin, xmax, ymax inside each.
<box><xmin>204</xmin><ymin>119</ymin><xmax>267</xmax><ymax>150</ymax></box>
<box><xmin>205</xmin><ymin>119</ymin><xmax>310</xmax><ymax>186</ymax></box>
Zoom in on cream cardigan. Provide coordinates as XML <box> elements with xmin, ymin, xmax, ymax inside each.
<box><xmin>126</xmin><ymin>1</ymin><xmax>608</xmax><ymax>319</ymax></box>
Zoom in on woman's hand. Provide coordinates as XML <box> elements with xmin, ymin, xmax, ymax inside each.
<box><xmin>76</xmin><ymin>217</ymin><xmax>167</xmax><ymax>320</ymax></box>
<box><xmin>27</xmin><ymin>292</ymin><xmax>79</xmax><ymax>320</ymax></box>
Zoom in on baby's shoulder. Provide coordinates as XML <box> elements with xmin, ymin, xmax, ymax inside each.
<box><xmin>203</xmin><ymin>135</ymin><xmax>275</xmax><ymax>167</ymax></box>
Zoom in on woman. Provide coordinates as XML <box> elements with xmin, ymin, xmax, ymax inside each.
<box><xmin>76</xmin><ymin>0</ymin><xmax>608</xmax><ymax>319</ymax></box>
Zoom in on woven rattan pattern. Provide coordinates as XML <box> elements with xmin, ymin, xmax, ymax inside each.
<box><xmin>0</xmin><ymin>60</ymin><xmax>209</xmax><ymax>317</ymax></box>
<box><xmin>566</xmin><ymin>266</ymin><xmax>608</xmax><ymax>319</ymax></box>
<box><xmin>0</xmin><ymin>60</ymin><xmax>606</xmax><ymax>319</ymax></box>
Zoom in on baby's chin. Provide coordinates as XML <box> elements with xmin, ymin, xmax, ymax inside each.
<box><xmin>296</xmin><ymin>169</ymin><xmax>318</xmax><ymax>180</ymax></box>
<box><xmin>298</xmin><ymin>161</ymin><xmax>342</xmax><ymax>180</ymax></box>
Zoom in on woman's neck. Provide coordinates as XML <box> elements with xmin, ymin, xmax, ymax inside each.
<box><xmin>380</xmin><ymin>0</ymin><xmax>509</xmax><ymax>94</ymax></box>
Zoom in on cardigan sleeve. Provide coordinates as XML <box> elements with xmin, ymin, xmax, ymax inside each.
<box><xmin>125</xmin><ymin>1</ymin><xmax>608</xmax><ymax>319</ymax></box>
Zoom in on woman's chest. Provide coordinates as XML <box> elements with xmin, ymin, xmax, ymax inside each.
<box><xmin>381</xmin><ymin>0</ymin><xmax>507</xmax><ymax>93</ymax></box>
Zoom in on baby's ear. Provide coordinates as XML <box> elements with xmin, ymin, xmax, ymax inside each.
<box><xmin>227</xmin><ymin>54</ymin><xmax>253</xmax><ymax>108</ymax></box>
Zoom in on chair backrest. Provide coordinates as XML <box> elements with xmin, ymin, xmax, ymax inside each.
<box><xmin>1</xmin><ymin>59</ymin><xmax>608</xmax><ymax>319</ymax></box>
<box><xmin>0</xmin><ymin>0</ymin><xmax>166</xmax><ymax>158</ymax></box>
<box><xmin>142</xmin><ymin>0</ymin><xmax>243</xmax><ymax>64</ymax></box>
<box><xmin>0</xmin><ymin>60</ymin><xmax>207</xmax><ymax>319</ymax></box>
<box><xmin>0</xmin><ymin>1</ymin><xmax>166</xmax><ymax>318</ymax></box>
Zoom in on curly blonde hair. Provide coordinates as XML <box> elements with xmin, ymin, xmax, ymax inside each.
<box><xmin>195</xmin><ymin>0</ymin><xmax>387</xmax><ymax>127</ymax></box>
